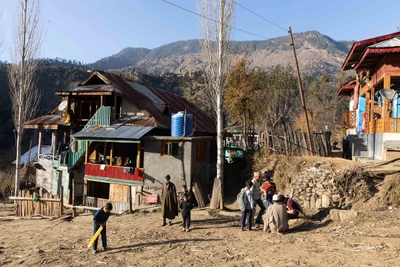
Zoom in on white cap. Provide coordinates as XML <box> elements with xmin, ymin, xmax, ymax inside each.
<box><xmin>272</xmin><ymin>194</ymin><xmax>280</xmax><ymax>201</ymax></box>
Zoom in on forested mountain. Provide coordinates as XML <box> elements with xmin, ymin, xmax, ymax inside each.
<box><xmin>88</xmin><ymin>31</ymin><xmax>353</xmax><ymax>75</ymax></box>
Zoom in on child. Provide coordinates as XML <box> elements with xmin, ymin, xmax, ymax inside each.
<box><xmin>241</xmin><ymin>180</ymin><xmax>254</xmax><ymax>231</ymax></box>
<box><xmin>92</xmin><ymin>203</ymin><xmax>113</xmax><ymax>254</ymax></box>
<box><xmin>179</xmin><ymin>193</ymin><xmax>193</xmax><ymax>232</ymax></box>
<box><xmin>179</xmin><ymin>184</ymin><xmax>189</xmax><ymax>226</ymax></box>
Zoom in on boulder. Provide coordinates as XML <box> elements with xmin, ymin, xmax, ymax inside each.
<box><xmin>321</xmin><ymin>194</ymin><xmax>330</xmax><ymax>208</ymax></box>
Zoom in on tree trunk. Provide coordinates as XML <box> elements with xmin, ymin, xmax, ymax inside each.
<box><xmin>242</xmin><ymin>112</ymin><xmax>247</xmax><ymax>151</ymax></box>
<box><xmin>216</xmin><ymin>93</ymin><xmax>224</xmax><ymax>209</ymax></box>
<box><xmin>14</xmin><ymin>129</ymin><xmax>22</xmax><ymax>197</ymax></box>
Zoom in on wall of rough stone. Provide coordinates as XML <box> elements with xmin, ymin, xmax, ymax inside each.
<box><xmin>288</xmin><ymin>164</ymin><xmax>342</xmax><ymax>210</ymax></box>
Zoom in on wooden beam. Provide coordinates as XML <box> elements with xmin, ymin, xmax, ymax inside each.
<box><xmin>136</xmin><ymin>141</ymin><xmax>142</xmax><ymax>168</ymax></box>
<box><xmin>38</xmin><ymin>129</ymin><xmax>42</xmax><ymax>158</ymax></box>
<box><xmin>60</xmin><ymin>186</ymin><xmax>64</xmax><ymax>217</ymax></box>
<box><xmin>110</xmin><ymin>143</ymin><xmax>114</xmax><ymax>165</ymax></box>
<box><xmin>85</xmin><ymin>141</ymin><xmax>89</xmax><ymax>164</ymax></box>
<box><xmin>100</xmin><ymin>95</ymin><xmax>103</xmax><ymax>106</ymax></box>
<box><xmin>9</xmin><ymin>197</ymin><xmax>61</xmax><ymax>202</ymax></box>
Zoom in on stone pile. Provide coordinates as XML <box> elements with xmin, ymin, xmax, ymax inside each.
<box><xmin>288</xmin><ymin>163</ymin><xmax>341</xmax><ymax>210</ymax></box>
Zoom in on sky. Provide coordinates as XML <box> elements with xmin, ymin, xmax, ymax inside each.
<box><xmin>0</xmin><ymin>0</ymin><xmax>399</xmax><ymax>64</ymax></box>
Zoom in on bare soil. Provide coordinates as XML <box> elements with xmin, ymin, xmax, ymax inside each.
<box><xmin>0</xmin><ymin>207</ymin><xmax>399</xmax><ymax>267</ymax></box>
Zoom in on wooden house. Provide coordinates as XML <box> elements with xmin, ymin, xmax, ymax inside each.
<box><xmin>24</xmin><ymin>71</ymin><xmax>216</xmax><ymax>212</ymax></box>
<box><xmin>339</xmin><ymin>31</ymin><xmax>400</xmax><ymax>159</ymax></box>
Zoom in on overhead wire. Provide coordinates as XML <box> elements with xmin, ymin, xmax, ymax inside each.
<box><xmin>161</xmin><ymin>0</ymin><xmax>269</xmax><ymax>39</ymax></box>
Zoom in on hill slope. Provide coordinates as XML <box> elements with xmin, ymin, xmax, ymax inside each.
<box><xmin>88</xmin><ymin>31</ymin><xmax>353</xmax><ymax>75</ymax></box>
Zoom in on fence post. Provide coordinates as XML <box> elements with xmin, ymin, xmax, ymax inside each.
<box><xmin>72</xmin><ymin>179</ymin><xmax>76</xmax><ymax>218</ymax></box>
<box><xmin>60</xmin><ymin>186</ymin><xmax>64</xmax><ymax>217</ymax></box>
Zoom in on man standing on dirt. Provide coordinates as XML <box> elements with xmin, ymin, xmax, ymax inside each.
<box><xmin>161</xmin><ymin>174</ymin><xmax>178</xmax><ymax>226</ymax></box>
<box><xmin>251</xmin><ymin>171</ymin><xmax>266</xmax><ymax>227</ymax></box>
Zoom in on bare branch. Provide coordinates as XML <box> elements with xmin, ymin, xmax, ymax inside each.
<box><xmin>8</xmin><ymin>0</ymin><xmax>43</xmax><ymax>197</ymax></box>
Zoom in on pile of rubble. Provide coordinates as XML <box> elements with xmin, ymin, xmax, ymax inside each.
<box><xmin>288</xmin><ymin>162</ymin><xmax>348</xmax><ymax>210</ymax></box>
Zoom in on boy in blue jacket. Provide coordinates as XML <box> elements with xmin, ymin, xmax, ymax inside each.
<box><xmin>92</xmin><ymin>203</ymin><xmax>113</xmax><ymax>254</ymax></box>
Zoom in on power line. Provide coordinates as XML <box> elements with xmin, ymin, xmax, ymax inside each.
<box><xmin>233</xmin><ymin>1</ymin><xmax>287</xmax><ymax>32</ymax></box>
<box><xmin>161</xmin><ymin>0</ymin><xmax>269</xmax><ymax>39</ymax></box>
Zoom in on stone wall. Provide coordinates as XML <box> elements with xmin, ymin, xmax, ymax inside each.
<box><xmin>288</xmin><ymin>164</ymin><xmax>341</xmax><ymax>210</ymax></box>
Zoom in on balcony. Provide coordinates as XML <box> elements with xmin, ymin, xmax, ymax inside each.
<box><xmin>370</xmin><ymin>118</ymin><xmax>400</xmax><ymax>133</ymax></box>
<box><xmin>344</xmin><ymin>111</ymin><xmax>357</xmax><ymax>129</ymax></box>
<box><xmin>84</xmin><ymin>163</ymin><xmax>144</xmax><ymax>185</ymax></box>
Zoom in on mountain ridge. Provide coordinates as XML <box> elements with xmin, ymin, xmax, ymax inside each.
<box><xmin>88</xmin><ymin>31</ymin><xmax>354</xmax><ymax>75</ymax></box>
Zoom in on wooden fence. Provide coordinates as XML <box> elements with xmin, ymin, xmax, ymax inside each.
<box><xmin>9</xmin><ymin>187</ymin><xmax>63</xmax><ymax>217</ymax></box>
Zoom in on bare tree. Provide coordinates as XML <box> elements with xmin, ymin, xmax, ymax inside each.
<box><xmin>8</xmin><ymin>0</ymin><xmax>42</xmax><ymax>196</ymax></box>
<box><xmin>198</xmin><ymin>0</ymin><xmax>236</xmax><ymax>209</ymax></box>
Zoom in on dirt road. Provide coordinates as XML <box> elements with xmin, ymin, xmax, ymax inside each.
<box><xmin>0</xmin><ymin>208</ymin><xmax>399</xmax><ymax>267</ymax></box>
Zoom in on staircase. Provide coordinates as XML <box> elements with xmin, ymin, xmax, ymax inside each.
<box><xmin>348</xmin><ymin>134</ymin><xmax>369</xmax><ymax>159</ymax></box>
<box><xmin>68</xmin><ymin>106</ymin><xmax>111</xmax><ymax>168</ymax></box>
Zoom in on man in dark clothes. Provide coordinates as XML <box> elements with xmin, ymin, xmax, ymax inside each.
<box><xmin>161</xmin><ymin>174</ymin><xmax>178</xmax><ymax>226</ymax></box>
<box><xmin>283</xmin><ymin>196</ymin><xmax>302</xmax><ymax>220</ymax></box>
<box><xmin>92</xmin><ymin>203</ymin><xmax>113</xmax><ymax>254</ymax></box>
<box><xmin>342</xmin><ymin>136</ymin><xmax>350</xmax><ymax>159</ymax></box>
<box><xmin>179</xmin><ymin>193</ymin><xmax>193</xmax><ymax>232</ymax></box>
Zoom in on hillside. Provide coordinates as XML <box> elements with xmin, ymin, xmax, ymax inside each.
<box><xmin>88</xmin><ymin>31</ymin><xmax>353</xmax><ymax>75</ymax></box>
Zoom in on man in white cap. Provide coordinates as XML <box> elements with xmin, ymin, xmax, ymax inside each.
<box><xmin>263</xmin><ymin>194</ymin><xmax>288</xmax><ymax>233</ymax></box>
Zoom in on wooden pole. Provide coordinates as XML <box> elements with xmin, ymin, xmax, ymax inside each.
<box><xmin>60</xmin><ymin>186</ymin><xmax>64</xmax><ymax>217</ymax></box>
<box><xmin>85</xmin><ymin>141</ymin><xmax>89</xmax><ymax>164</ymax></box>
<box><xmin>128</xmin><ymin>186</ymin><xmax>132</xmax><ymax>213</ymax></box>
<box><xmin>38</xmin><ymin>129</ymin><xmax>42</xmax><ymax>158</ymax></box>
<box><xmin>72</xmin><ymin>179</ymin><xmax>76</xmax><ymax>218</ymax></box>
<box><xmin>288</xmin><ymin>27</ymin><xmax>313</xmax><ymax>155</ymax></box>
<box><xmin>110</xmin><ymin>143</ymin><xmax>114</xmax><ymax>166</ymax></box>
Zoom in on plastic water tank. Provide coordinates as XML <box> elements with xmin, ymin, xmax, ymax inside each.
<box><xmin>171</xmin><ymin>112</ymin><xmax>193</xmax><ymax>136</ymax></box>
<box><xmin>171</xmin><ymin>112</ymin><xmax>184</xmax><ymax>136</ymax></box>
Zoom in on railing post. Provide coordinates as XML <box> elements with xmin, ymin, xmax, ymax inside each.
<box><xmin>60</xmin><ymin>186</ymin><xmax>63</xmax><ymax>216</ymax></box>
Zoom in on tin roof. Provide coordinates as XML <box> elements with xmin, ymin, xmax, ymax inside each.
<box><xmin>337</xmin><ymin>79</ymin><xmax>356</xmax><ymax>96</ymax></box>
<box><xmin>56</xmin><ymin>84</ymin><xmax>121</xmax><ymax>94</ymax></box>
<box><xmin>24</xmin><ymin>114</ymin><xmax>63</xmax><ymax>129</ymax></box>
<box><xmin>354</xmin><ymin>36</ymin><xmax>400</xmax><ymax>70</ymax></box>
<box><xmin>342</xmin><ymin>31</ymin><xmax>400</xmax><ymax>71</ymax></box>
<box><xmin>72</xmin><ymin>125</ymin><xmax>154</xmax><ymax>140</ymax></box>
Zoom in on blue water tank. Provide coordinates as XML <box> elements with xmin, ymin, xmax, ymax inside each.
<box><xmin>171</xmin><ymin>112</ymin><xmax>193</xmax><ymax>136</ymax></box>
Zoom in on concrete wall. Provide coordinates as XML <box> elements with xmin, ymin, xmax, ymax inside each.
<box><xmin>366</xmin><ymin>133</ymin><xmax>383</xmax><ymax>159</ymax></box>
<box><xmin>143</xmin><ymin>140</ymin><xmax>192</xmax><ymax>193</ymax></box>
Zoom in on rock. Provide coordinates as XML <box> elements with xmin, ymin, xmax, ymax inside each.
<box><xmin>303</xmin><ymin>200</ymin><xmax>310</xmax><ymax>209</ymax></box>
<box><xmin>329</xmin><ymin>209</ymin><xmax>358</xmax><ymax>222</ymax></box>
<box><xmin>331</xmin><ymin>194</ymin><xmax>340</xmax><ymax>202</ymax></box>
<box><xmin>310</xmin><ymin>195</ymin><xmax>316</xmax><ymax>208</ymax></box>
<box><xmin>315</xmin><ymin>198</ymin><xmax>322</xmax><ymax>209</ymax></box>
<box><xmin>322</xmin><ymin>194</ymin><xmax>330</xmax><ymax>208</ymax></box>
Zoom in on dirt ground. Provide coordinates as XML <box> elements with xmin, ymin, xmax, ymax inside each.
<box><xmin>0</xmin><ymin>207</ymin><xmax>399</xmax><ymax>267</ymax></box>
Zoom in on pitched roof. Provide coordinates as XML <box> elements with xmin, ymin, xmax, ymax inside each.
<box><xmin>73</xmin><ymin>125</ymin><xmax>154</xmax><ymax>140</ymax></box>
<box><xmin>337</xmin><ymin>79</ymin><xmax>356</xmax><ymax>96</ymax></box>
<box><xmin>77</xmin><ymin>71</ymin><xmax>216</xmax><ymax>134</ymax></box>
<box><xmin>342</xmin><ymin>31</ymin><xmax>400</xmax><ymax>71</ymax></box>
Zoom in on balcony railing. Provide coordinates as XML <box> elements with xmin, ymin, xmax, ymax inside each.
<box><xmin>84</xmin><ymin>163</ymin><xmax>144</xmax><ymax>185</ymax></box>
<box><xmin>344</xmin><ymin>111</ymin><xmax>356</xmax><ymax>129</ymax></box>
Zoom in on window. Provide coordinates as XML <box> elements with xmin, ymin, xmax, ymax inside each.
<box><xmin>196</xmin><ymin>141</ymin><xmax>206</xmax><ymax>163</ymax></box>
<box><xmin>87</xmin><ymin>181</ymin><xmax>110</xmax><ymax>199</ymax></box>
<box><xmin>161</xmin><ymin>141</ymin><xmax>179</xmax><ymax>156</ymax></box>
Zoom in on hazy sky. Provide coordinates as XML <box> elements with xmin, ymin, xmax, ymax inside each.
<box><xmin>0</xmin><ymin>0</ymin><xmax>399</xmax><ymax>63</ymax></box>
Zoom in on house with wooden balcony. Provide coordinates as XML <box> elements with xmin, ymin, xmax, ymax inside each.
<box><xmin>340</xmin><ymin>31</ymin><xmax>400</xmax><ymax>160</ymax></box>
<box><xmin>24</xmin><ymin>70</ymin><xmax>216</xmax><ymax>212</ymax></box>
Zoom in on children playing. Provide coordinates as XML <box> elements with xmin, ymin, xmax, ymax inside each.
<box><xmin>179</xmin><ymin>193</ymin><xmax>193</xmax><ymax>232</ymax></box>
<box><xmin>92</xmin><ymin>203</ymin><xmax>113</xmax><ymax>254</ymax></box>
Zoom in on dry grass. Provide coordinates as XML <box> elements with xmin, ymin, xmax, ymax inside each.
<box><xmin>0</xmin><ymin>167</ymin><xmax>15</xmax><ymax>202</ymax></box>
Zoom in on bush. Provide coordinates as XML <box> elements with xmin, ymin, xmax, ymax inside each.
<box><xmin>0</xmin><ymin>168</ymin><xmax>15</xmax><ymax>202</ymax></box>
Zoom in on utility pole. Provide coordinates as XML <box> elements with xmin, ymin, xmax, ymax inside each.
<box><xmin>288</xmin><ymin>26</ymin><xmax>313</xmax><ymax>155</ymax></box>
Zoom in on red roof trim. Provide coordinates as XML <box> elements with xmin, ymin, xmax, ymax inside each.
<box><xmin>337</xmin><ymin>84</ymin><xmax>355</xmax><ymax>96</ymax></box>
<box><xmin>342</xmin><ymin>31</ymin><xmax>400</xmax><ymax>70</ymax></box>
<box><xmin>354</xmin><ymin>47</ymin><xmax>400</xmax><ymax>70</ymax></box>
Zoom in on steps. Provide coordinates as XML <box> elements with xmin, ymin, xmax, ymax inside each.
<box><xmin>348</xmin><ymin>134</ymin><xmax>369</xmax><ymax>158</ymax></box>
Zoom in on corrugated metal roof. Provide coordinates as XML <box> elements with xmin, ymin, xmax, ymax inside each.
<box><xmin>369</xmin><ymin>37</ymin><xmax>400</xmax><ymax>48</ymax></box>
<box><xmin>72</xmin><ymin>125</ymin><xmax>154</xmax><ymax>140</ymax></box>
<box><xmin>24</xmin><ymin>114</ymin><xmax>63</xmax><ymax>128</ymax></box>
<box><xmin>56</xmin><ymin>84</ymin><xmax>121</xmax><ymax>93</ymax></box>
<box><xmin>342</xmin><ymin>31</ymin><xmax>400</xmax><ymax>70</ymax></box>
<box><xmin>13</xmin><ymin>145</ymin><xmax>52</xmax><ymax>164</ymax></box>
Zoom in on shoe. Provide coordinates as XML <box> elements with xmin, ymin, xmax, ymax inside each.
<box><xmin>186</xmin><ymin>228</ymin><xmax>190</xmax><ymax>232</ymax></box>
<box><xmin>162</xmin><ymin>222</ymin><xmax>166</xmax><ymax>226</ymax></box>
<box><xmin>103</xmin><ymin>247</ymin><xmax>108</xmax><ymax>251</ymax></box>
<box><xmin>168</xmin><ymin>221</ymin><xmax>172</xmax><ymax>226</ymax></box>
<box><xmin>182</xmin><ymin>228</ymin><xmax>186</xmax><ymax>232</ymax></box>
<box><xmin>241</xmin><ymin>228</ymin><xmax>245</xmax><ymax>231</ymax></box>
<box><xmin>251</xmin><ymin>226</ymin><xmax>256</xmax><ymax>230</ymax></box>
<box><xmin>92</xmin><ymin>250</ymin><xmax>97</xmax><ymax>255</ymax></box>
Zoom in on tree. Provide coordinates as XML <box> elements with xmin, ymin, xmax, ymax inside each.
<box><xmin>198</xmin><ymin>0</ymin><xmax>236</xmax><ymax>209</ymax></box>
<box><xmin>226</xmin><ymin>58</ymin><xmax>259</xmax><ymax>150</ymax></box>
<box><xmin>8</xmin><ymin>0</ymin><xmax>42</xmax><ymax>196</ymax></box>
